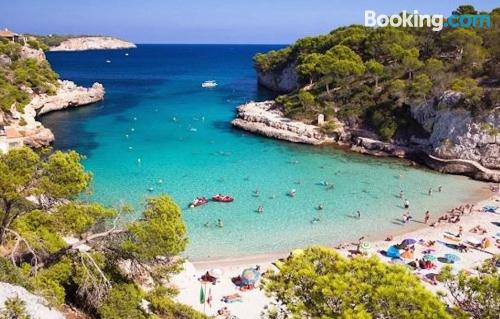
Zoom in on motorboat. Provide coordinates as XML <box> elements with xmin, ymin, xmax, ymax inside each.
<box><xmin>212</xmin><ymin>194</ymin><xmax>234</xmax><ymax>202</ymax></box>
<box><xmin>189</xmin><ymin>197</ymin><xmax>208</xmax><ymax>208</ymax></box>
<box><xmin>202</xmin><ymin>80</ymin><xmax>217</xmax><ymax>88</ymax></box>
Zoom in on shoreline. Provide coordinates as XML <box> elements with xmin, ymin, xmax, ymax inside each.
<box><xmin>190</xmin><ymin>186</ymin><xmax>493</xmax><ymax>267</ymax></box>
<box><xmin>232</xmin><ymin>101</ymin><xmax>500</xmax><ymax>183</ymax></box>
<box><xmin>177</xmin><ymin>191</ymin><xmax>499</xmax><ymax>319</ymax></box>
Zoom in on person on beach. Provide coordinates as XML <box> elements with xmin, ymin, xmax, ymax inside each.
<box><xmin>217</xmin><ymin>219</ymin><xmax>224</xmax><ymax>228</ymax></box>
<box><xmin>404</xmin><ymin>199</ymin><xmax>410</xmax><ymax>209</ymax></box>
<box><xmin>456</xmin><ymin>225</ymin><xmax>463</xmax><ymax>238</ymax></box>
<box><xmin>438</xmin><ymin>185</ymin><xmax>442</xmax><ymax>192</ymax></box>
<box><xmin>424</xmin><ymin>211</ymin><xmax>430</xmax><ymax>224</ymax></box>
<box><xmin>428</xmin><ymin>188</ymin><xmax>432</xmax><ymax>196</ymax></box>
<box><xmin>402</xmin><ymin>212</ymin><xmax>412</xmax><ymax>224</ymax></box>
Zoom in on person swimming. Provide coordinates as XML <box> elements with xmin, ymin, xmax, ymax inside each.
<box><xmin>404</xmin><ymin>199</ymin><xmax>410</xmax><ymax>209</ymax></box>
<box><xmin>399</xmin><ymin>190</ymin><xmax>404</xmax><ymax>198</ymax></box>
<box><xmin>428</xmin><ymin>188</ymin><xmax>433</xmax><ymax>196</ymax></box>
<box><xmin>317</xmin><ymin>204</ymin><xmax>324</xmax><ymax>210</ymax></box>
<box><xmin>257</xmin><ymin>205</ymin><xmax>264</xmax><ymax>214</ymax></box>
<box><xmin>217</xmin><ymin>219</ymin><xmax>224</xmax><ymax>228</ymax></box>
<box><xmin>357</xmin><ymin>210</ymin><xmax>361</xmax><ymax>219</ymax></box>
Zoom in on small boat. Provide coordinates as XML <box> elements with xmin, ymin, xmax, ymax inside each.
<box><xmin>212</xmin><ymin>194</ymin><xmax>234</xmax><ymax>203</ymax></box>
<box><xmin>189</xmin><ymin>197</ymin><xmax>208</xmax><ymax>208</ymax></box>
<box><xmin>125</xmin><ymin>53</ymin><xmax>129</xmax><ymax>56</ymax></box>
<box><xmin>202</xmin><ymin>80</ymin><xmax>217</xmax><ymax>88</ymax></box>
<box><xmin>106</xmin><ymin>59</ymin><xmax>111</xmax><ymax>63</ymax></box>
<box><xmin>287</xmin><ymin>189</ymin><xmax>296</xmax><ymax>197</ymax></box>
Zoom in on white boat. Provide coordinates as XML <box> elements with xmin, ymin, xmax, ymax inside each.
<box><xmin>201</xmin><ymin>80</ymin><xmax>217</xmax><ymax>88</ymax></box>
<box><xmin>106</xmin><ymin>59</ymin><xmax>111</xmax><ymax>63</ymax></box>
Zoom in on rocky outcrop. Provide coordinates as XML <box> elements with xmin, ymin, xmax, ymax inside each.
<box><xmin>20</xmin><ymin>46</ymin><xmax>46</xmax><ymax>62</ymax></box>
<box><xmin>50</xmin><ymin>36</ymin><xmax>136</xmax><ymax>51</ymax></box>
<box><xmin>233</xmin><ymin>99</ymin><xmax>500</xmax><ymax>182</ymax></box>
<box><xmin>0</xmin><ymin>282</ymin><xmax>65</xmax><ymax>319</ymax></box>
<box><xmin>256</xmin><ymin>63</ymin><xmax>299</xmax><ymax>93</ymax></box>
<box><xmin>411</xmin><ymin>91</ymin><xmax>500</xmax><ymax>173</ymax></box>
<box><xmin>232</xmin><ymin>101</ymin><xmax>336</xmax><ymax>144</ymax></box>
<box><xmin>9</xmin><ymin>80</ymin><xmax>105</xmax><ymax>147</ymax></box>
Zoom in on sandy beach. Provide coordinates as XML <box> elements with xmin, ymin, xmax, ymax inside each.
<box><xmin>174</xmin><ymin>191</ymin><xmax>500</xmax><ymax>319</ymax></box>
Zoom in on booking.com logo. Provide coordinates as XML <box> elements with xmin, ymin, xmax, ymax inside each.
<box><xmin>365</xmin><ymin>10</ymin><xmax>491</xmax><ymax>31</ymax></box>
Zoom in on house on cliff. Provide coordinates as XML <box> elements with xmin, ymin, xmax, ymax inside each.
<box><xmin>0</xmin><ymin>126</ymin><xmax>24</xmax><ymax>154</ymax></box>
<box><xmin>0</xmin><ymin>28</ymin><xmax>19</xmax><ymax>42</ymax></box>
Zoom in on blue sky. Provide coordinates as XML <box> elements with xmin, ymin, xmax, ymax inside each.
<box><xmin>3</xmin><ymin>0</ymin><xmax>498</xmax><ymax>44</ymax></box>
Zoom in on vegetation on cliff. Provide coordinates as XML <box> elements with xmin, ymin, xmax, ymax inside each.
<box><xmin>254</xmin><ymin>5</ymin><xmax>500</xmax><ymax>140</ymax></box>
<box><xmin>0</xmin><ymin>147</ymin><xmax>208</xmax><ymax>319</ymax></box>
<box><xmin>0</xmin><ymin>39</ymin><xmax>59</xmax><ymax>112</ymax></box>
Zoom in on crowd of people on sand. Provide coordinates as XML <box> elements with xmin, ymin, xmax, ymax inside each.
<box><xmin>197</xmin><ymin>265</ymin><xmax>263</xmax><ymax>319</ymax></box>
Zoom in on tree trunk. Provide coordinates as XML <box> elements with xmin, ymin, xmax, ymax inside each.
<box><xmin>0</xmin><ymin>200</ymin><xmax>13</xmax><ymax>245</ymax></box>
<box><xmin>326</xmin><ymin>83</ymin><xmax>330</xmax><ymax>95</ymax></box>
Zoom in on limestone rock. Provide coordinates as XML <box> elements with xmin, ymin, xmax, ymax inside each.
<box><xmin>0</xmin><ymin>282</ymin><xmax>65</xmax><ymax>319</ymax></box>
<box><xmin>232</xmin><ymin>101</ymin><xmax>335</xmax><ymax>145</ymax></box>
<box><xmin>50</xmin><ymin>37</ymin><xmax>136</xmax><ymax>51</ymax></box>
<box><xmin>256</xmin><ymin>63</ymin><xmax>299</xmax><ymax>93</ymax></box>
<box><xmin>19</xmin><ymin>46</ymin><xmax>46</xmax><ymax>62</ymax></box>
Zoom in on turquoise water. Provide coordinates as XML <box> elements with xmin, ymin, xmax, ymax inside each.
<box><xmin>42</xmin><ymin>45</ymin><xmax>485</xmax><ymax>260</ymax></box>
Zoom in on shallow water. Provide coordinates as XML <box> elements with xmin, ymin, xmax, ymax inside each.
<box><xmin>42</xmin><ymin>45</ymin><xmax>485</xmax><ymax>260</ymax></box>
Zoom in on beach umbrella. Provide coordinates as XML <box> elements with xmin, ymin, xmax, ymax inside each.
<box><xmin>208</xmin><ymin>268</ymin><xmax>223</xmax><ymax>278</ymax></box>
<box><xmin>444</xmin><ymin>253</ymin><xmax>460</xmax><ymax>263</ymax></box>
<box><xmin>241</xmin><ymin>268</ymin><xmax>261</xmax><ymax>286</ymax></box>
<box><xmin>400</xmin><ymin>238</ymin><xmax>417</xmax><ymax>248</ymax></box>
<box><xmin>386</xmin><ymin>245</ymin><xmax>400</xmax><ymax>258</ymax></box>
<box><xmin>359</xmin><ymin>241</ymin><xmax>372</xmax><ymax>253</ymax></box>
<box><xmin>423</xmin><ymin>254</ymin><xmax>436</xmax><ymax>262</ymax></box>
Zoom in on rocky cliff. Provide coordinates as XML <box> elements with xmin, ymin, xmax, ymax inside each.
<box><xmin>256</xmin><ymin>63</ymin><xmax>299</xmax><ymax>93</ymax></box>
<box><xmin>1</xmin><ymin>45</ymin><xmax>105</xmax><ymax>148</ymax></box>
<box><xmin>411</xmin><ymin>91</ymin><xmax>500</xmax><ymax>170</ymax></box>
<box><xmin>50</xmin><ymin>36</ymin><xmax>136</xmax><ymax>51</ymax></box>
<box><xmin>8</xmin><ymin>80</ymin><xmax>105</xmax><ymax>147</ymax></box>
<box><xmin>232</xmin><ymin>101</ymin><xmax>336</xmax><ymax>144</ymax></box>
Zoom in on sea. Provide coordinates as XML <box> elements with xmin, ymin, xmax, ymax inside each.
<box><xmin>41</xmin><ymin>45</ymin><xmax>485</xmax><ymax>260</ymax></box>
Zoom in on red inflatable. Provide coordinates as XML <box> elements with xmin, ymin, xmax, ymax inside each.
<box><xmin>212</xmin><ymin>194</ymin><xmax>234</xmax><ymax>202</ymax></box>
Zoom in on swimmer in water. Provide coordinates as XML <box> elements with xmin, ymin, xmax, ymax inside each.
<box><xmin>257</xmin><ymin>205</ymin><xmax>264</xmax><ymax>214</ymax></box>
<box><xmin>217</xmin><ymin>219</ymin><xmax>224</xmax><ymax>228</ymax></box>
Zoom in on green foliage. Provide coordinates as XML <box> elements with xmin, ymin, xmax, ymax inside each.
<box><xmin>254</xmin><ymin>47</ymin><xmax>292</xmax><ymax>72</ymax></box>
<box><xmin>12</xmin><ymin>58</ymin><xmax>59</xmax><ymax>95</ymax></box>
<box><xmin>147</xmin><ymin>286</ymin><xmax>209</xmax><ymax>319</ymax></box>
<box><xmin>410</xmin><ymin>74</ymin><xmax>432</xmax><ymax>100</ymax></box>
<box><xmin>451</xmin><ymin>77</ymin><xmax>482</xmax><ymax>100</ymax></box>
<box><xmin>320</xmin><ymin>120</ymin><xmax>337</xmax><ymax>134</ymax></box>
<box><xmin>0</xmin><ymin>38</ymin><xmax>59</xmax><ymax>112</ymax></box>
<box><xmin>98</xmin><ymin>283</ymin><xmax>147</xmax><ymax>319</ymax></box>
<box><xmin>297</xmin><ymin>90</ymin><xmax>315</xmax><ymax>108</ymax></box>
<box><xmin>0</xmin><ymin>297</ymin><xmax>31</xmax><ymax>319</ymax></box>
<box><xmin>0</xmin><ymin>257</ymin><xmax>29</xmax><ymax>288</ymax></box>
<box><xmin>52</xmin><ymin>202</ymin><xmax>116</xmax><ymax>235</ymax></box>
<box><xmin>438</xmin><ymin>256</ymin><xmax>500</xmax><ymax>319</ymax></box>
<box><xmin>122</xmin><ymin>195</ymin><xmax>188</xmax><ymax>262</ymax></box>
<box><xmin>254</xmin><ymin>6</ymin><xmax>498</xmax><ymax>139</ymax></box>
<box><xmin>264</xmin><ymin>246</ymin><xmax>452</xmax><ymax>319</ymax></box>
<box><xmin>0</xmin><ymin>147</ymin><xmax>91</xmax><ymax>246</ymax></box>
<box><xmin>26</xmin><ymin>38</ymin><xmax>49</xmax><ymax>52</ymax></box>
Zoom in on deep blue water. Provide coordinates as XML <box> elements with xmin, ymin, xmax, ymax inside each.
<box><xmin>41</xmin><ymin>45</ymin><xmax>484</xmax><ymax>259</ymax></box>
